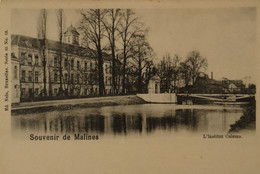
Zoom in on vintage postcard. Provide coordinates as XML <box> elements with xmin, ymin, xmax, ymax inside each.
<box><xmin>0</xmin><ymin>0</ymin><xmax>259</xmax><ymax>174</ymax></box>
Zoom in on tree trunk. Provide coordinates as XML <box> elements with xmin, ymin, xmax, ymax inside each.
<box><xmin>98</xmin><ymin>48</ymin><xmax>105</xmax><ymax>95</ymax></box>
<box><xmin>111</xmin><ymin>37</ymin><xmax>116</xmax><ymax>95</ymax></box>
<box><xmin>138</xmin><ymin>49</ymin><xmax>142</xmax><ymax>93</ymax></box>
<box><xmin>42</xmin><ymin>39</ymin><xmax>47</xmax><ymax>97</ymax></box>
<box><xmin>122</xmin><ymin>45</ymin><xmax>127</xmax><ymax>94</ymax></box>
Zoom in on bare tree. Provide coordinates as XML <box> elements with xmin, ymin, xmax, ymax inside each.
<box><xmin>179</xmin><ymin>61</ymin><xmax>191</xmax><ymax>88</ymax></box>
<box><xmin>185</xmin><ymin>50</ymin><xmax>208</xmax><ymax>85</ymax></box>
<box><xmin>78</xmin><ymin>9</ymin><xmax>106</xmax><ymax>95</ymax></box>
<box><xmin>37</xmin><ymin>9</ymin><xmax>47</xmax><ymax>97</ymax></box>
<box><xmin>157</xmin><ymin>53</ymin><xmax>171</xmax><ymax>92</ymax></box>
<box><xmin>57</xmin><ymin>9</ymin><xmax>64</xmax><ymax>96</ymax></box>
<box><xmin>129</xmin><ymin>34</ymin><xmax>153</xmax><ymax>93</ymax></box>
<box><xmin>157</xmin><ymin>53</ymin><xmax>181</xmax><ymax>92</ymax></box>
<box><xmin>118</xmin><ymin>9</ymin><xmax>143</xmax><ymax>94</ymax></box>
<box><xmin>48</xmin><ymin>65</ymin><xmax>53</xmax><ymax>98</ymax></box>
<box><xmin>102</xmin><ymin>9</ymin><xmax>122</xmax><ymax>95</ymax></box>
<box><xmin>63</xmin><ymin>46</ymin><xmax>73</xmax><ymax>96</ymax></box>
<box><xmin>172</xmin><ymin>54</ymin><xmax>181</xmax><ymax>92</ymax></box>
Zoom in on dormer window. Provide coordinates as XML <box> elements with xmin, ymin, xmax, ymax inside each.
<box><xmin>28</xmin><ymin>54</ymin><xmax>32</xmax><ymax>65</ymax></box>
<box><xmin>35</xmin><ymin>55</ymin><xmax>39</xmax><ymax>66</ymax></box>
<box><xmin>54</xmin><ymin>56</ymin><xmax>58</xmax><ymax>67</ymax></box>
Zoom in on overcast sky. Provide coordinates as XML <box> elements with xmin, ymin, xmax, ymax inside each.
<box><xmin>12</xmin><ymin>8</ymin><xmax>256</xmax><ymax>82</ymax></box>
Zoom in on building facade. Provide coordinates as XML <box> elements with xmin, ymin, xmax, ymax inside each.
<box><xmin>11</xmin><ymin>25</ymin><xmax>112</xmax><ymax>102</ymax></box>
<box><xmin>11</xmin><ymin>54</ymin><xmax>20</xmax><ymax>103</ymax></box>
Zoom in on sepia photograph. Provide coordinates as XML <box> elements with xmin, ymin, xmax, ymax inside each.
<box><xmin>1</xmin><ymin>1</ymin><xmax>259</xmax><ymax>174</ymax></box>
<box><xmin>10</xmin><ymin>7</ymin><xmax>256</xmax><ymax>138</ymax></box>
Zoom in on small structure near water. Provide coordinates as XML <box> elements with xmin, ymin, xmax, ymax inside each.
<box><xmin>148</xmin><ymin>75</ymin><xmax>160</xmax><ymax>94</ymax></box>
<box><xmin>137</xmin><ymin>75</ymin><xmax>177</xmax><ymax>103</ymax></box>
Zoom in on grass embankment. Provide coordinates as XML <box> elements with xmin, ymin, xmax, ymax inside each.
<box><xmin>229</xmin><ymin>102</ymin><xmax>256</xmax><ymax>132</ymax></box>
<box><xmin>12</xmin><ymin>95</ymin><xmax>147</xmax><ymax>115</ymax></box>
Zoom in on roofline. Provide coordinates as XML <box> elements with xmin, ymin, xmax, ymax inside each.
<box><xmin>11</xmin><ymin>34</ymin><xmax>84</xmax><ymax>49</ymax></box>
<box><xmin>11</xmin><ymin>34</ymin><xmax>112</xmax><ymax>62</ymax></box>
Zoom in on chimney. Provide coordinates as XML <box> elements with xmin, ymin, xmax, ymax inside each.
<box><xmin>211</xmin><ymin>72</ymin><xmax>213</xmax><ymax>79</ymax></box>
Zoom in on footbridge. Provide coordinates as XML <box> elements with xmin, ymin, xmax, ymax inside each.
<box><xmin>177</xmin><ymin>93</ymin><xmax>255</xmax><ymax>102</ymax></box>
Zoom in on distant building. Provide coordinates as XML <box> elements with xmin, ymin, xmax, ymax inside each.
<box><xmin>11</xmin><ymin>25</ymin><xmax>112</xmax><ymax>103</ymax></box>
<box><xmin>222</xmin><ymin>78</ymin><xmax>245</xmax><ymax>93</ymax></box>
<box><xmin>193</xmin><ymin>74</ymin><xmax>245</xmax><ymax>94</ymax></box>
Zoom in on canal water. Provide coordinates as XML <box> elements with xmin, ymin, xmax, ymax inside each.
<box><xmin>11</xmin><ymin>104</ymin><xmax>244</xmax><ymax>139</ymax></box>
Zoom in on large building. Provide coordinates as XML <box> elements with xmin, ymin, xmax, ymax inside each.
<box><xmin>11</xmin><ymin>25</ymin><xmax>112</xmax><ymax>103</ymax></box>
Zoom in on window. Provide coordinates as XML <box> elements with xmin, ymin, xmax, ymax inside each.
<box><xmin>90</xmin><ymin>74</ymin><xmax>93</xmax><ymax>82</ymax></box>
<box><xmin>90</xmin><ymin>62</ymin><xmax>92</xmax><ymax>70</ymax></box>
<box><xmin>20</xmin><ymin>53</ymin><xmax>25</xmax><ymax>65</ymax></box>
<box><xmin>54</xmin><ymin>88</ymin><xmax>58</xmax><ymax>95</ymax></box>
<box><xmin>21</xmin><ymin>88</ymin><xmax>25</xmax><ymax>96</ymax></box>
<box><xmin>15</xmin><ymin>85</ymin><xmax>19</xmax><ymax>97</ymax></box>
<box><xmin>22</xmin><ymin>70</ymin><xmax>26</xmax><ymax>82</ymax></box>
<box><xmin>20</xmin><ymin>52</ymin><xmax>26</xmax><ymax>65</ymax></box>
<box><xmin>35</xmin><ymin>55</ymin><xmax>39</xmax><ymax>66</ymax></box>
<box><xmin>14</xmin><ymin>66</ymin><xmax>18</xmax><ymax>79</ymax></box>
<box><xmin>77</xmin><ymin>74</ymin><xmax>80</xmax><ymax>84</ymax></box>
<box><xmin>105</xmin><ymin>64</ymin><xmax>108</xmax><ymax>73</ymax></box>
<box><xmin>84</xmin><ymin>62</ymin><xmax>87</xmax><ymax>71</ymax></box>
<box><xmin>35</xmin><ymin>71</ymin><xmax>39</xmax><ymax>82</ymax></box>
<box><xmin>28</xmin><ymin>54</ymin><xmax>32</xmax><ymax>65</ymax></box>
<box><xmin>54</xmin><ymin>57</ymin><xmax>58</xmax><ymax>67</ymax></box>
<box><xmin>77</xmin><ymin>61</ymin><xmax>80</xmax><ymax>70</ymax></box>
<box><xmin>109</xmin><ymin>77</ymin><xmax>111</xmax><ymax>85</ymax></box>
<box><xmin>84</xmin><ymin>74</ymin><xmax>88</xmax><ymax>84</ymax></box>
<box><xmin>72</xmin><ymin>37</ymin><xmax>76</xmax><ymax>44</ymax></box>
<box><xmin>71</xmin><ymin>74</ymin><xmax>74</xmax><ymax>83</ymax></box>
<box><xmin>64</xmin><ymin>73</ymin><xmax>68</xmax><ymax>83</ymax></box>
<box><xmin>71</xmin><ymin>59</ymin><xmax>74</xmax><ymax>69</ymax></box>
<box><xmin>35</xmin><ymin>88</ymin><xmax>39</xmax><ymax>95</ymax></box>
<box><xmin>29</xmin><ymin>88</ymin><xmax>33</xmax><ymax>97</ymax></box>
<box><xmin>54</xmin><ymin>72</ymin><xmax>58</xmax><ymax>83</ymax></box>
<box><xmin>28</xmin><ymin>71</ymin><xmax>32</xmax><ymax>82</ymax></box>
<box><xmin>64</xmin><ymin>59</ymin><xmax>68</xmax><ymax>68</ymax></box>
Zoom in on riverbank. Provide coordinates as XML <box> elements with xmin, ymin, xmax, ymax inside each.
<box><xmin>229</xmin><ymin>103</ymin><xmax>256</xmax><ymax>132</ymax></box>
<box><xmin>11</xmin><ymin>95</ymin><xmax>147</xmax><ymax>115</ymax></box>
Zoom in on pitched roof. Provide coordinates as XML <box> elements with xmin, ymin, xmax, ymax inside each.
<box><xmin>11</xmin><ymin>34</ymin><xmax>112</xmax><ymax>61</ymax></box>
<box><xmin>227</xmin><ymin>80</ymin><xmax>244</xmax><ymax>88</ymax></box>
<box><xmin>11</xmin><ymin>34</ymin><xmax>40</xmax><ymax>49</ymax></box>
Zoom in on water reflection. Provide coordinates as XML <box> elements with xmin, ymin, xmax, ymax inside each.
<box><xmin>11</xmin><ymin>104</ymin><xmax>243</xmax><ymax>136</ymax></box>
